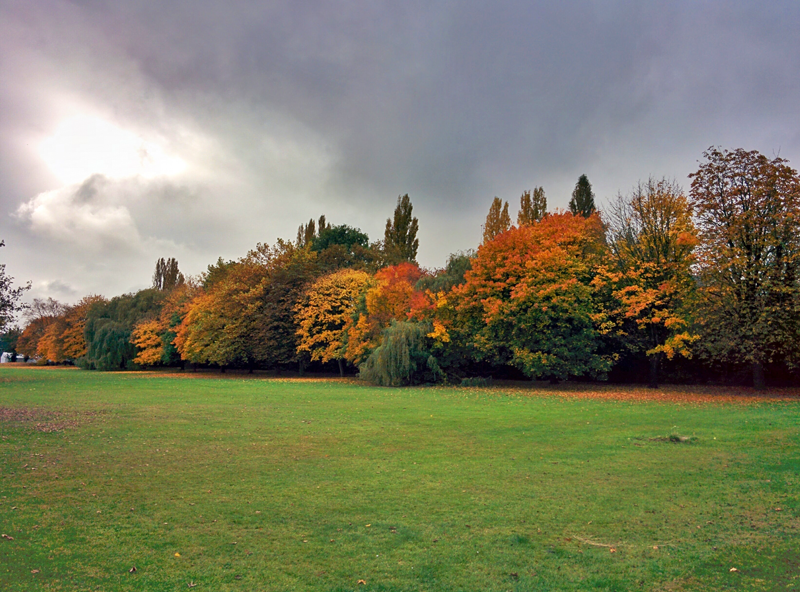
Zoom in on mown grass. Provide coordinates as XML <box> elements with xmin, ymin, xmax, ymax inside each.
<box><xmin>1</xmin><ymin>367</ymin><xmax>798</xmax><ymax>591</ymax></box>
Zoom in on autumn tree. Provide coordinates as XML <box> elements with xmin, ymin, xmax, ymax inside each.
<box><xmin>344</xmin><ymin>263</ymin><xmax>426</xmax><ymax>366</ymax></box>
<box><xmin>131</xmin><ymin>320</ymin><xmax>163</xmax><ymax>366</ymax></box>
<box><xmin>152</xmin><ymin>257</ymin><xmax>185</xmax><ymax>291</ymax></box>
<box><xmin>247</xmin><ymin>242</ymin><xmax>322</xmax><ymax>371</ymax></box>
<box><xmin>37</xmin><ymin>316</ymin><xmax>69</xmax><ymax>363</ymax></box>
<box><xmin>62</xmin><ymin>296</ymin><xmax>106</xmax><ymax>360</ymax></box>
<box><xmin>384</xmin><ymin>194</ymin><xmax>419</xmax><ymax>264</ymax></box>
<box><xmin>600</xmin><ymin>178</ymin><xmax>698</xmax><ymax>387</ymax></box>
<box><xmin>174</xmin><ymin>260</ymin><xmax>267</xmax><ymax>371</ymax></box>
<box><xmin>689</xmin><ymin>147</ymin><xmax>800</xmax><ymax>388</ymax></box>
<box><xmin>569</xmin><ymin>174</ymin><xmax>596</xmax><ymax>218</ymax></box>
<box><xmin>482</xmin><ymin>197</ymin><xmax>511</xmax><ymax>243</ymax></box>
<box><xmin>454</xmin><ymin>212</ymin><xmax>611</xmax><ymax>381</ymax></box>
<box><xmin>37</xmin><ymin>295</ymin><xmax>105</xmax><ymax>364</ymax></box>
<box><xmin>295</xmin><ymin>268</ymin><xmax>373</xmax><ymax>376</ymax></box>
<box><xmin>16</xmin><ymin>298</ymin><xmax>67</xmax><ymax>359</ymax></box>
<box><xmin>518</xmin><ymin>187</ymin><xmax>547</xmax><ymax>226</ymax></box>
<box><xmin>0</xmin><ymin>240</ymin><xmax>29</xmax><ymax>333</ymax></box>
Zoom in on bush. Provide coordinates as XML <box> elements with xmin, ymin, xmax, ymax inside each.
<box><xmin>359</xmin><ymin>321</ymin><xmax>444</xmax><ymax>386</ymax></box>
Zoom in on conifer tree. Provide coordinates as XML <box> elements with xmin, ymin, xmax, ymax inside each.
<box><xmin>569</xmin><ymin>174</ymin><xmax>596</xmax><ymax>217</ymax></box>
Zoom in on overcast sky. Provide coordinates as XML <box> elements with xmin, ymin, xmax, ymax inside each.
<box><xmin>2</xmin><ymin>0</ymin><xmax>799</xmax><ymax>305</ymax></box>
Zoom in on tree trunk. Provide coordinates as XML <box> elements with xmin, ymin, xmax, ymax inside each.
<box><xmin>220</xmin><ymin>365</ymin><xmax>226</xmax><ymax>374</ymax></box>
<box><xmin>753</xmin><ymin>361</ymin><xmax>765</xmax><ymax>390</ymax></box>
<box><xmin>338</xmin><ymin>358</ymin><xmax>344</xmax><ymax>378</ymax></box>
<box><xmin>298</xmin><ymin>360</ymin><xmax>304</xmax><ymax>376</ymax></box>
<box><xmin>648</xmin><ymin>354</ymin><xmax>660</xmax><ymax>389</ymax></box>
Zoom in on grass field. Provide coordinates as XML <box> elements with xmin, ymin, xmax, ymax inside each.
<box><xmin>1</xmin><ymin>367</ymin><xmax>799</xmax><ymax>591</ymax></box>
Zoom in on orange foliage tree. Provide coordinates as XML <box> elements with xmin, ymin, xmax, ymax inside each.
<box><xmin>344</xmin><ymin>263</ymin><xmax>427</xmax><ymax>366</ymax></box>
<box><xmin>453</xmin><ymin>212</ymin><xmax>612</xmax><ymax>380</ymax></box>
<box><xmin>61</xmin><ymin>295</ymin><xmax>107</xmax><ymax>360</ymax></box>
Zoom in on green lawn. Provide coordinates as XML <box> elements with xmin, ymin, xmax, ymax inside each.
<box><xmin>1</xmin><ymin>367</ymin><xmax>798</xmax><ymax>591</ymax></box>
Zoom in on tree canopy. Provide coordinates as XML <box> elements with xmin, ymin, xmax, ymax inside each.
<box><xmin>689</xmin><ymin>147</ymin><xmax>800</xmax><ymax>388</ymax></box>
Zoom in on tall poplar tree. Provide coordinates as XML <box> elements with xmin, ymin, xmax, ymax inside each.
<box><xmin>569</xmin><ymin>174</ymin><xmax>596</xmax><ymax>217</ymax></box>
<box><xmin>518</xmin><ymin>187</ymin><xmax>547</xmax><ymax>226</ymax></box>
<box><xmin>384</xmin><ymin>194</ymin><xmax>419</xmax><ymax>264</ymax></box>
<box><xmin>152</xmin><ymin>258</ymin><xmax>185</xmax><ymax>291</ymax></box>
<box><xmin>482</xmin><ymin>197</ymin><xmax>511</xmax><ymax>243</ymax></box>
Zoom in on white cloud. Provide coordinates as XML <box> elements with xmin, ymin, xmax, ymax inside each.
<box><xmin>16</xmin><ymin>175</ymin><xmax>142</xmax><ymax>252</ymax></box>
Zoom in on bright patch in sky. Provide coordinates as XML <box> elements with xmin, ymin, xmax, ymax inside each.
<box><xmin>39</xmin><ymin>115</ymin><xmax>186</xmax><ymax>184</ymax></box>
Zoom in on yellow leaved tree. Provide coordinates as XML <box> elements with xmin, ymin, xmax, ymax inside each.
<box><xmin>295</xmin><ymin>268</ymin><xmax>373</xmax><ymax>376</ymax></box>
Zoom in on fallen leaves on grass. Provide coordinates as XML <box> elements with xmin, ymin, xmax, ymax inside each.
<box><xmin>730</xmin><ymin>567</ymin><xmax>738</xmax><ymax>572</ymax></box>
<box><xmin>1</xmin><ymin>534</ymin><xmax>13</xmax><ymax>541</ymax></box>
<box><xmin>129</xmin><ymin>567</ymin><xmax>137</xmax><ymax>573</ymax></box>
<box><xmin>0</xmin><ymin>406</ymin><xmax>98</xmax><ymax>432</ymax></box>
<box><xmin>357</xmin><ymin>580</ymin><xmax>367</xmax><ymax>585</ymax></box>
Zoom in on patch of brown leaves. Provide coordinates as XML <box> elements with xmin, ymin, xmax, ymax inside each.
<box><xmin>0</xmin><ymin>407</ymin><xmax>93</xmax><ymax>432</ymax></box>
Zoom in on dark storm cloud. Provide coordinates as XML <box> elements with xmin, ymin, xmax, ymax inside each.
<box><xmin>1</xmin><ymin>0</ymin><xmax>799</xmax><ymax>302</ymax></box>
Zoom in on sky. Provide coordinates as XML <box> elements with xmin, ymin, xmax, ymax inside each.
<box><xmin>2</xmin><ymin>0</ymin><xmax>799</xmax><ymax>305</ymax></box>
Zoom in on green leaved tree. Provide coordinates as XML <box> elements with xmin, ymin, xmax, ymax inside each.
<box><xmin>384</xmin><ymin>195</ymin><xmax>419</xmax><ymax>264</ymax></box>
<box><xmin>569</xmin><ymin>174</ymin><xmax>596</xmax><ymax>217</ymax></box>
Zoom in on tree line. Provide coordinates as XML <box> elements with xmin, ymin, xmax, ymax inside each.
<box><xmin>3</xmin><ymin>147</ymin><xmax>800</xmax><ymax>389</ymax></box>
